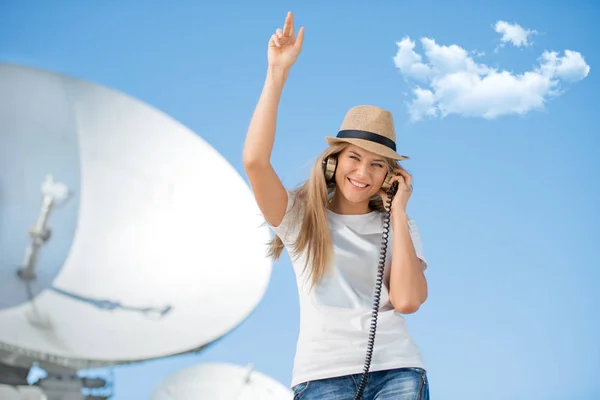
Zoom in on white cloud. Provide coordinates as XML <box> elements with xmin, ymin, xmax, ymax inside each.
<box><xmin>539</xmin><ymin>50</ymin><xmax>591</xmax><ymax>82</ymax></box>
<box><xmin>494</xmin><ymin>21</ymin><xmax>536</xmax><ymax>48</ymax></box>
<box><xmin>392</xmin><ymin>37</ymin><xmax>431</xmax><ymax>81</ymax></box>
<box><xmin>393</xmin><ymin>35</ymin><xmax>590</xmax><ymax>122</ymax></box>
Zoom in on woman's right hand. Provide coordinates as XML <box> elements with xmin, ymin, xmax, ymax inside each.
<box><xmin>268</xmin><ymin>11</ymin><xmax>305</xmax><ymax>71</ymax></box>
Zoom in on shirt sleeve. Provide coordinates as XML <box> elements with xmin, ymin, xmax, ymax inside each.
<box><xmin>265</xmin><ymin>190</ymin><xmax>301</xmax><ymax>247</ymax></box>
<box><xmin>408</xmin><ymin>218</ymin><xmax>428</xmax><ymax>271</ymax></box>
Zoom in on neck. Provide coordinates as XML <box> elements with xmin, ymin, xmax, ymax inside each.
<box><xmin>328</xmin><ymin>191</ymin><xmax>371</xmax><ymax>215</ymax></box>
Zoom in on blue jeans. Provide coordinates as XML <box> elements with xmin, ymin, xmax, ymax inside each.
<box><xmin>292</xmin><ymin>368</ymin><xmax>429</xmax><ymax>400</ymax></box>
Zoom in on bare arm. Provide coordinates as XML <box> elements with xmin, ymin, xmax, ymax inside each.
<box><xmin>242</xmin><ymin>67</ymin><xmax>290</xmax><ymax>227</ymax></box>
<box><xmin>242</xmin><ymin>11</ymin><xmax>304</xmax><ymax>227</ymax></box>
<box><xmin>388</xmin><ymin>211</ymin><xmax>428</xmax><ymax>314</ymax></box>
<box><xmin>380</xmin><ymin>167</ymin><xmax>428</xmax><ymax>314</ymax></box>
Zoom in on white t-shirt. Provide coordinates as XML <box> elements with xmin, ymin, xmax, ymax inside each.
<box><xmin>268</xmin><ymin>190</ymin><xmax>428</xmax><ymax>389</ymax></box>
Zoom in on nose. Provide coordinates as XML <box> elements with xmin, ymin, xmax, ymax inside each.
<box><xmin>353</xmin><ymin>162</ymin><xmax>369</xmax><ymax>179</ymax></box>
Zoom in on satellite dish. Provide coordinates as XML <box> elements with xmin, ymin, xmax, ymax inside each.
<box><xmin>149</xmin><ymin>363</ymin><xmax>293</xmax><ymax>400</ymax></box>
<box><xmin>0</xmin><ymin>384</ymin><xmax>47</xmax><ymax>400</ymax></box>
<box><xmin>0</xmin><ymin>63</ymin><xmax>272</xmax><ymax>374</ymax></box>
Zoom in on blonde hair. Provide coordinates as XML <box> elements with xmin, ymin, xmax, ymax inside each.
<box><xmin>267</xmin><ymin>142</ymin><xmax>399</xmax><ymax>288</ymax></box>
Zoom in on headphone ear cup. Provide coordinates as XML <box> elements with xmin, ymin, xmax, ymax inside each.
<box><xmin>323</xmin><ymin>156</ymin><xmax>337</xmax><ymax>181</ymax></box>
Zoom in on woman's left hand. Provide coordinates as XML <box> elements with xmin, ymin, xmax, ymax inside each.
<box><xmin>379</xmin><ymin>166</ymin><xmax>413</xmax><ymax>213</ymax></box>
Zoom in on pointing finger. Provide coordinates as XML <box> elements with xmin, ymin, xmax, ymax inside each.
<box><xmin>283</xmin><ymin>11</ymin><xmax>294</xmax><ymax>36</ymax></box>
<box><xmin>289</xmin><ymin>13</ymin><xmax>295</xmax><ymax>36</ymax></box>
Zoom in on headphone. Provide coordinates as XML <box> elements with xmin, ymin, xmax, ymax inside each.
<box><xmin>322</xmin><ymin>155</ymin><xmax>396</xmax><ymax>193</ymax></box>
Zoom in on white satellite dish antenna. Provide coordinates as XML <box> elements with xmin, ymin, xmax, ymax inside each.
<box><xmin>0</xmin><ymin>384</ymin><xmax>47</xmax><ymax>400</ymax></box>
<box><xmin>149</xmin><ymin>363</ymin><xmax>293</xmax><ymax>400</ymax></box>
<box><xmin>0</xmin><ymin>63</ymin><xmax>272</xmax><ymax>398</ymax></box>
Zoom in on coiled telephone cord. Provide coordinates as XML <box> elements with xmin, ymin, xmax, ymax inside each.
<box><xmin>353</xmin><ymin>182</ymin><xmax>397</xmax><ymax>400</ymax></box>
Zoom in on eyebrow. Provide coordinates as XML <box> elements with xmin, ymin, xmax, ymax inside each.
<box><xmin>349</xmin><ymin>150</ymin><xmax>385</xmax><ymax>163</ymax></box>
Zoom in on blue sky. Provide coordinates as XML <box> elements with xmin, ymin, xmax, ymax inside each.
<box><xmin>1</xmin><ymin>0</ymin><xmax>599</xmax><ymax>399</ymax></box>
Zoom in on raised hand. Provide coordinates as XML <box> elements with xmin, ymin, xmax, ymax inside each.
<box><xmin>379</xmin><ymin>166</ymin><xmax>413</xmax><ymax>214</ymax></box>
<box><xmin>268</xmin><ymin>11</ymin><xmax>305</xmax><ymax>70</ymax></box>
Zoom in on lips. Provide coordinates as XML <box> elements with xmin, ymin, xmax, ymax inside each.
<box><xmin>348</xmin><ymin>178</ymin><xmax>369</xmax><ymax>189</ymax></box>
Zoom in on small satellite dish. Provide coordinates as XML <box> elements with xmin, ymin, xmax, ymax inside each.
<box><xmin>149</xmin><ymin>363</ymin><xmax>293</xmax><ymax>400</ymax></box>
<box><xmin>0</xmin><ymin>384</ymin><xmax>47</xmax><ymax>400</ymax></box>
<box><xmin>0</xmin><ymin>63</ymin><xmax>272</xmax><ymax>373</ymax></box>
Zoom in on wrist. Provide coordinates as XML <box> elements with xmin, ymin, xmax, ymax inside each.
<box><xmin>391</xmin><ymin>209</ymin><xmax>408</xmax><ymax>224</ymax></box>
<box><xmin>266</xmin><ymin>65</ymin><xmax>290</xmax><ymax>86</ymax></box>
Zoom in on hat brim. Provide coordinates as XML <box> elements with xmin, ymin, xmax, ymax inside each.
<box><xmin>325</xmin><ymin>137</ymin><xmax>409</xmax><ymax>161</ymax></box>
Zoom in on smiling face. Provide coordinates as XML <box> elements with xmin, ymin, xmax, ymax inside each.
<box><xmin>332</xmin><ymin>144</ymin><xmax>390</xmax><ymax>208</ymax></box>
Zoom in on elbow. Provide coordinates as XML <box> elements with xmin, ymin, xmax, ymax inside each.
<box><xmin>242</xmin><ymin>150</ymin><xmax>257</xmax><ymax>168</ymax></box>
<box><xmin>242</xmin><ymin>152</ymin><xmax>269</xmax><ymax>171</ymax></box>
<box><xmin>392</xmin><ymin>301</ymin><xmax>421</xmax><ymax>314</ymax></box>
<box><xmin>390</xmin><ymin>294</ymin><xmax>425</xmax><ymax>315</ymax></box>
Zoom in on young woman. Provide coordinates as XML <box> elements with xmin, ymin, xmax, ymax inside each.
<box><xmin>243</xmin><ymin>11</ymin><xmax>430</xmax><ymax>400</ymax></box>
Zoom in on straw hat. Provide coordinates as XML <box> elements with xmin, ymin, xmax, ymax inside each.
<box><xmin>325</xmin><ymin>105</ymin><xmax>409</xmax><ymax>160</ymax></box>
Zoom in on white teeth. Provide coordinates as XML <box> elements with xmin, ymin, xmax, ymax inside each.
<box><xmin>349</xmin><ymin>179</ymin><xmax>367</xmax><ymax>188</ymax></box>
